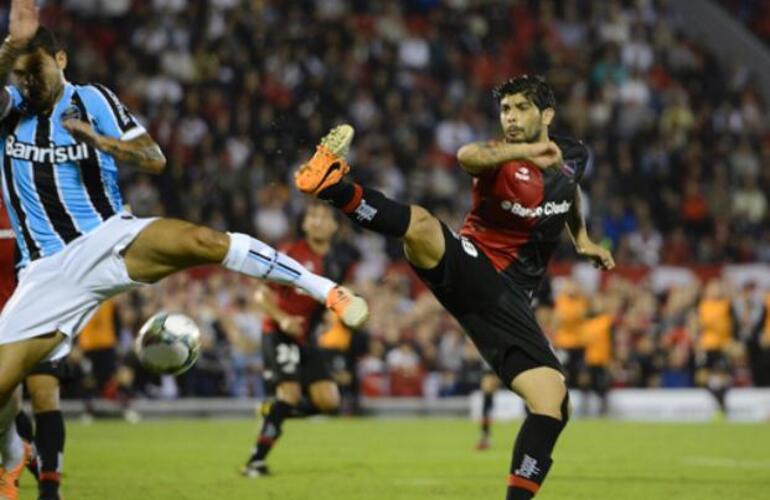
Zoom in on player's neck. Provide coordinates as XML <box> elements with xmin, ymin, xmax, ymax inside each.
<box><xmin>307</xmin><ymin>237</ymin><xmax>331</xmax><ymax>255</ymax></box>
<box><xmin>35</xmin><ymin>83</ymin><xmax>65</xmax><ymax>116</ymax></box>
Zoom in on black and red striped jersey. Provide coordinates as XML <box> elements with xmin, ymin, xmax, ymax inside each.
<box><xmin>460</xmin><ymin>135</ymin><xmax>590</xmax><ymax>291</ymax></box>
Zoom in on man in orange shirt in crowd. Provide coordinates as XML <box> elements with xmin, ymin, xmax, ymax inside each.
<box><xmin>695</xmin><ymin>279</ymin><xmax>736</xmax><ymax>416</ymax></box>
<box><xmin>757</xmin><ymin>292</ymin><xmax>770</xmax><ymax>387</ymax></box>
<box><xmin>553</xmin><ymin>280</ymin><xmax>588</xmax><ymax>388</ymax></box>
<box><xmin>581</xmin><ymin>294</ymin><xmax>619</xmax><ymax>415</ymax></box>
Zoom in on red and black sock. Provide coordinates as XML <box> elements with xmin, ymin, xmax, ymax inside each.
<box><xmin>506</xmin><ymin>414</ymin><xmax>564</xmax><ymax>499</ymax></box>
<box><xmin>35</xmin><ymin>411</ymin><xmax>65</xmax><ymax>497</ymax></box>
<box><xmin>481</xmin><ymin>392</ymin><xmax>494</xmax><ymax>437</ymax></box>
<box><xmin>507</xmin><ymin>395</ymin><xmax>569</xmax><ymax>499</ymax></box>
<box><xmin>249</xmin><ymin>400</ymin><xmax>294</xmax><ymax>463</ymax></box>
<box><xmin>319</xmin><ymin>182</ymin><xmax>411</xmax><ymax>238</ymax></box>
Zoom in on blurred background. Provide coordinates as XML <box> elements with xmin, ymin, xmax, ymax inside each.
<box><xmin>7</xmin><ymin>0</ymin><xmax>769</xmax><ymax>421</ymax></box>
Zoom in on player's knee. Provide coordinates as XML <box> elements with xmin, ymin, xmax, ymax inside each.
<box><xmin>277</xmin><ymin>384</ymin><xmax>302</xmax><ymax>406</ymax></box>
<box><xmin>526</xmin><ymin>382</ymin><xmax>568</xmax><ymax>422</ymax></box>
<box><xmin>481</xmin><ymin>375</ymin><xmax>498</xmax><ymax>393</ymax></box>
<box><xmin>184</xmin><ymin>225</ymin><xmax>229</xmax><ymax>262</ymax></box>
<box><xmin>0</xmin><ymin>367</ymin><xmax>22</xmax><ymax>404</ymax></box>
<box><xmin>405</xmin><ymin>206</ymin><xmax>436</xmax><ymax>242</ymax></box>
<box><xmin>315</xmin><ymin>392</ymin><xmax>340</xmax><ymax>414</ymax></box>
<box><xmin>31</xmin><ymin>387</ymin><xmax>59</xmax><ymax>413</ymax></box>
<box><xmin>404</xmin><ymin>207</ymin><xmax>443</xmax><ymax>268</ymax></box>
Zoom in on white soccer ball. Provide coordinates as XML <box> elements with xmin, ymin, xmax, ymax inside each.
<box><xmin>135</xmin><ymin>312</ymin><xmax>201</xmax><ymax>375</ymax></box>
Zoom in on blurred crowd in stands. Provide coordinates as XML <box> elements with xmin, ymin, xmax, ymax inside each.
<box><xmin>7</xmin><ymin>0</ymin><xmax>769</xmax><ymax>404</ymax></box>
<box><xmin>719</xmin><ymin>0</ymin><xmax>770</xmax><ymax>46</ymax></box>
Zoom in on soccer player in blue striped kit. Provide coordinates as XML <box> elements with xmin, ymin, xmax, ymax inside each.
<box><xmin>0</xmin><ymin>2</ymin><xmax>368</xmax><ymax>498</ymax></box>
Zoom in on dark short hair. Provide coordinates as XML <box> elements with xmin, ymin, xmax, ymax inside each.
<box><xmin>493</xmin><ymin>75</ymin><xmax>556</xmax><ymax>111</ymax></box>
<box><xmin>301</xmin><ymin>199</ymin><xmax>340</xmax><ymax>223</ymax></box>
<box><xmin>22</xmin><ymin>26</ymin><xmax>63</xmax><ymax>56</ymax></box>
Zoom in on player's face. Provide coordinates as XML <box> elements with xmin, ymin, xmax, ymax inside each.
<box><xmin>11</xmin><ymin>49</ymin><xmax>67</xmax><ymax>114</ymax></box>
<box><xmin>303</xmin><ymin>204</ymin><xmax>338</xmax><ymax>242</ymax></box>
<box><xmin>499</xmin><ymin>93</ymin><xmax>554</xmax><ymax>143</ymax></box>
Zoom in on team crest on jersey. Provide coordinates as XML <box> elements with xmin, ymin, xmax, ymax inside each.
<box><xmin>60</xmin><ymin>103</ymin><xmax>82</xmax><ymax>122</ymax></box>
<box><xmin>515</xmin><ymin>166</ymin><xmax>531</xmax><ymax>182</ymax></box>
<box><xmin>560</xmin><ymin>161</ymin><xmax>577</xmax><ymax>178</ymax></box>
<box><xmin>460</xmin><ymin>237</ymin><xmax>478</xmax><ymax>258</ymax></box>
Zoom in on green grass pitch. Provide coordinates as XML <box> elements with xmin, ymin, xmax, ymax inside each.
<box><xmin>25</xmin><ymin>417</ymin><xmax>770</xmax><ymax>499</ymax></box>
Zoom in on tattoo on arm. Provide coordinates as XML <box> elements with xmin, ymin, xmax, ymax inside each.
<box><xmin>97</xmin><ymin>133</ymin><xmax>167</xmax><ymax>173</ymax></box>
<box><xmin>457</xmin><ymin>141</ymin><xmax>529</xmax><ymax>175</ymax></box>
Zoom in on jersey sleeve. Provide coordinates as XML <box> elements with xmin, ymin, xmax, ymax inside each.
<box><xmin>82</xmin><ymin>84</ymin><xmax>146</xmax><ymax>141</ymax></box>
<box><xmin>0</xmin><ymin>86</ymin><xmax>23</xmax><ymax>122</ymax></box>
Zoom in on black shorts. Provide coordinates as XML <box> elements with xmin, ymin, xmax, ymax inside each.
<box><xmin>321</xmin><ymin>349</ymin><xmax>351</xmax><ymax>378</ymax></box>
<box><xmin>411</xmin><ymin>224</ymin><xmax>563</xmax><ymax>386</ymax></box>
<box><xmin>698</xmin><ymin>350</ymin><xmax>729</xmax><ymax>371</ymax></box>
<box><xmin>262</xmin><ymin>331</ymin><xmax>332</xmax><ymax>389</ymax></box>
<box><xmin>27</xmin><ymin>360</ymin><xmax>70</xmax><ymax>381</ymax></box>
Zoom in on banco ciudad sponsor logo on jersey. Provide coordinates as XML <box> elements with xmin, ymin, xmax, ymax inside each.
<box><xmin>500</xmin><ymin>199</ymin><xmax>571</xmax><ymax>218</ymax></box>
<box><xmin>5</xmin><ymin>135</ymin><xmax>89</xmax><ymax>164</ymax></box>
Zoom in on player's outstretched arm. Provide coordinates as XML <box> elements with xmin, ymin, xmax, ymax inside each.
<box><xmin>253</xmin><ymin>286</ymin><xmax>305</xmax><ymax>336</ymax></box>
<box><xmin>62</xmin><ymin>119</ymin><xmax>166</xmax><ymax>174</ymax></box>
<box><xmin>0</xmin><ymin>0</ymin><xmax>40</xmax><ymax>113</ymax></box>
<box><xmin>457</xmin><ymin>140</ymin><xmax>562</xmax><ymax>175</ymax></box>
<box><xmin>457</xmin><ymin>140</ymin><xmax>538</xmax><ymax>175</ymax></box>
<box><xmin>565</xmin><ymin>188</ymin><xmax>615</xmax><ymax>270</ymax></box>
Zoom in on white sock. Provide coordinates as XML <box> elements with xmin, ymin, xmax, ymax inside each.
<box><xmin>0</xmin><ymin>424</ymin><xmax>23</xmax><ymax>469</ymax></box>
<box><xmin>222</xmin><ymin>233</ymin><xmax>336</xmax><ymax>303</ymax></box>
<box><xmin>0</xmin><ymin>392</ymin><xmax>22</xmax><ymax>469</ymax></box>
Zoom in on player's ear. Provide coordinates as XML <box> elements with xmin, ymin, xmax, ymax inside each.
<box><xmin>55</xmin><ymin>50</ymin><xmax>67</xmax><ymax>71</ymax></box>
<box><xmin>541</xmin><ymin>107</ymin><xmax>555</xmax><ymax>127</ymax></box>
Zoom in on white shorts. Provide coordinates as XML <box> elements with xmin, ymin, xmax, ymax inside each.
<box><xmin>0</xmin><ymin>213</ymin><xmax>158</xmax><ymax>361</ymax></box>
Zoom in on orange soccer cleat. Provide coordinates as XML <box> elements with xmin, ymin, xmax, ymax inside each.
<box><xmin>0</xmin><ymin>441</ymin><xmax>32</xmax><ymax>500</ymax></box>
<box><xmin>325</xmin><ymin>286</ymin><xmax>368</xmax><ymax>329</ymax></box>
<box><xmin>294</xmin><ymin>124</ymin><xmax>355</xmax><ymax>195</ymax></box>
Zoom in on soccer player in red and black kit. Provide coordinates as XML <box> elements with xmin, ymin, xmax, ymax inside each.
<box><xmin>295</xmin><ymin>75</ymin><xmax>615</xmax><ymax>499</ymax></box>
<box><xmin>242</xmin><ymin>201</ymin><xmax>359</xmax><ymax>477</ymax></box>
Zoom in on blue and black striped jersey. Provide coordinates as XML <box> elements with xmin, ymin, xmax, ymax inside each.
<box><xmin>0</xmin><ymin>82</ymin><xmax>145</xmax><ymax>267</ymax></box>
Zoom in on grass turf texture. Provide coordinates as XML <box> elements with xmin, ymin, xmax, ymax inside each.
<box><xmin>25</xmin><ymin>418</ymin><xmax>770</xmax><ymax>499</ymax></box>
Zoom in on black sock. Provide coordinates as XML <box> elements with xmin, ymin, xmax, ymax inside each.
<box><xmin>293</xmin><ymin>398</ymin><xmax>324</xmax><ymax>417</ymax></box>
<box><xmin>318</xmin><ymin>181</ymin><xmax>356</xmax><ymax>208</ymax></box>
<box><xmin>481</xmin><ymin>392</ymin><xmax>494</xmax><ymax>437</ymax></box>
<box><xmin>249</xmin><ymin>400</ymin><xmax>294</xmax><ymax>463</ymax></box>
<box><xmin>506</xmin><ymin>413</ymin><xmax>566</xmax><ymax>499</ymax></box>
<box><xmin>15</xmin><ymin>410</ymin><xmax>34</xmax><ymax>442</ymax></box>
<box><xmin>711</xmin><ymin>387</ymin><xmax>728</xmax><ymax>413</ymax></box>
<box><xmin>35</xmin><ymin>411</ymin><xmax>65</xmax><ymax>495</ymax></box>
<box><xmin>319</xmin><ymin>182</ymin><xmax>411</xmax><ymax>238</ymax></box>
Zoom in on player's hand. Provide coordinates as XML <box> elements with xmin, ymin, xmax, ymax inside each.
<box><xmin>9</xmin><ymin>0</ymin><xmax>40</xmax><ymax>46</ymax></box>
<box><xmin>63</xmin><ymin>119</ymin><xmax>101</xmax><ymax>147</ymax></box>
<box><xmin>577</xmin><ymin>240</ymin><xmax>615</xmax><ymax>270</ymax></box>
<box><xmin>526</xmin><ymin>141</ymin><xmax>563</xmax><ymax>169</ymax></box>
<box><xmin>278</xmin><ymin>315</ymin><xmax>305</xmax><ymax>337</ymax></box>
